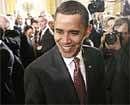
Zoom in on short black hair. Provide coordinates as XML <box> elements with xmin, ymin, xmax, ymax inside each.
<box><xmin>54</xmin><ymin>0</ymin><xmax>89</xmax><ymax>27</ymax></box>
<box><xmin>31</xmin><ymin>18</ymin><xmax>38</xmax><ymax>25</ymax></box>
<box><xmin>23</xmin><ymin>25</ymin><xmax>33</xmax><ymax>34</ymax></box>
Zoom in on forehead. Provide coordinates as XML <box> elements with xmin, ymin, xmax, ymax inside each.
<box><xmin>38</xmin><ymin>17</ymin><xmax>47</xmax><ymax>21</ymax></box>
<box><xmin>55</xmin><ymin>13</ymin><xmax>82</xmax><ymax>25</ymax></box>
<box><xmin>54</xmin><ymin>14</ymin><xmax>85</xmax><ymax>31</ymax></box>
<box><xmin>56</xmin><ymin>13</ymin><xmax>81</xmax><ymax>19</ymax></box>
<box><xmin>28</xmin><ymin>28</ymin><xmax>33</xmax><ymax>31</ymax></box>
<box><xmin>27</xmin><ymin>28</ymin><xmax>33</xmax><ymax>33</ymax></box>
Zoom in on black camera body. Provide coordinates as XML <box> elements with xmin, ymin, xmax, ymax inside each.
<box><xmin>105</xmin><ymin>31</ymin><xmax>122</xmax><ymax>45</ymax></box>
<box><xmin>88</xmin><ymin>0</ymin><xmax>105</xmax><ymax>14</ymax></box>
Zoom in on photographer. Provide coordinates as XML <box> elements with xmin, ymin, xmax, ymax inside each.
<box><xmin>100</xmin><ymin>17</ymin><xmax>130</xmax><ymax>104</ymax></box>
<box><xmin>100</xmin><ymin>30</ymin><xmax>121</xmax><ymax>58</ymax></box>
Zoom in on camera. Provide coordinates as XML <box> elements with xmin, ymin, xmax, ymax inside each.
<box><xmin>88</xmin><ymin>0</ymin><xmax>105</xmax><ymax>14</ymax></box>
<box><xmin>105</xmin><ymin>31</ymin><xmax>122</xmax><ymax>45</ymax></box>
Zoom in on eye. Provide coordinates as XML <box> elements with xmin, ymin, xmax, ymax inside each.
<box><xmin>70</xmin><ymin>31</ymin><xmax>80</xmax><ymax>36</ymax></box>
<box><xmin>55</xmin><ymin>29</ymin><xmax>64</xmax><ymax>35</ymax></box>
<box><xmin>71</xmin><ymin>32</ymin><xmax>78</xmax><ymax>35</ymax></box>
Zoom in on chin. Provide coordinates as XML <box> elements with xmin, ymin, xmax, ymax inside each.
<box><xmin>61</xmin><ymin>53</ymin><xmax>75</xmax><ymax>58</ymax></box>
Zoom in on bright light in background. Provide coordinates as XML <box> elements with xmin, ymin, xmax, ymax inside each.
<box><xmin>16</xmin><ymin>0</ymin><xmax>47</xmax><ymax>18</ymax></box>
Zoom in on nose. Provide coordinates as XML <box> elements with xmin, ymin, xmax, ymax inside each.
<box><xmin>62</xmin><ymin>32</ymin><xmax>71</xmax><ymax>43</ymax></box>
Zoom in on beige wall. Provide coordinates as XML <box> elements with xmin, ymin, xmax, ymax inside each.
<box><xmin>0</xmin><ymin>0</ymin><xmax>123</xmax><ymax>17</ymax></box>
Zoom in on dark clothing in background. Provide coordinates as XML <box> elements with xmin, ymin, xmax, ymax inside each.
<box><xmin>20</xmin><ymin>34</ymin><xmax>36</xmax><ymax>68</ymax></box>
<box><xmin>4</xmin><ymin>30</ymin><xmax>21</xmax><ymax>57</ymax></box>
<box><xmin>1</xmin><ymin>29</ymin><xmax>25</xmax><ymax>104</ymax></box>
<box><xmin>89</xmin><ymin>26</ymin><xmax>102</xmax><ymax>48</ymax></box>
<box><xmin>105</xmin><ymin>40</ymin><xmax>130</xmax><ymax>104</ymax></box>
<box><xmin>0</xmin><ymin>40</ymin><xmax>16</xmax><ymax>104</ymax></box>
<box><xmin>12</xmin><ymin>55</ymin><xmax>25</xmax><ymax>104</ymax></box>
<box><xmin>36</xmin><ymin>29</ymin><xmax>55</xmax><ymax>57</ymax></box>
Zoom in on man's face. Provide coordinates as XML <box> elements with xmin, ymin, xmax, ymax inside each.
<box><xmin>0</xmin><ymin>17</ymin><xmax>8</xmax><ymax>31</ymax></box>
<box><xmin>115</xmin><ymin>23</ymin><xmax>129</xmax><ymax>45</ymax></box>
<box><xmin>54</xmin><ymin>13</ymin><xmax>88</xmax><ymax>58</ymax></box>
<box><xmin>26</xmin><ymin>28</ymin><xmax>33</xmax><ymax>38</ymax></box>
<box><xmin>38</xmin><ymin>17</ymin><xmax>47</xmax><ymax>30</ymax></box>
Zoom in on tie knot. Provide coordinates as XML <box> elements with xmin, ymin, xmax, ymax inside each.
<box><xmin>73</xmin><ymin>57</ymin><xmax>80</xmax><ymax>63</ymax></box>
<box><xmin>73</xmin><ymin>57</ymin><xmax>80</xmax><ymax>68</ymax></box>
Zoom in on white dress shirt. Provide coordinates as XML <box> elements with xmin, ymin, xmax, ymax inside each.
<box><xmin>63</xmin><ymin>50</ymin><xmax>87</xmax><ymax>86</ymax></box>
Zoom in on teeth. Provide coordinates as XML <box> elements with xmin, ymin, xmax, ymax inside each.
<box><xmin>62</xmin><ymin>46</ymin><xmax>71</xmax><ymax>50</ymax></box>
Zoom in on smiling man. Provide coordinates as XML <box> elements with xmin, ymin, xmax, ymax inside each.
<box><xmin>24</xmin><ymin>1</ymin><xmax>106</xmax><ymax>104</ymax></box>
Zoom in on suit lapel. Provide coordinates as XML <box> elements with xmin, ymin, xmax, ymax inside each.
<box><xmin>82</xmin><ymin>46</ymin><xmax>96</xmax><ymax>103</ymax></box>
<box><xmin>82</xmin><ymin>46</ymin><xmax>96</xmax><ymax>80</ymax></box>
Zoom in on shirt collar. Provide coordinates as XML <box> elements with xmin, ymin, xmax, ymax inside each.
<box><xmin>63</xmin><ymin>50</ymin><xmax>82</xmax><ymax>66</ymax></box>
<box><xmin>41</xmin><ymin>26</ymin><xmax>48</xmax><ymax>35</ymax></box>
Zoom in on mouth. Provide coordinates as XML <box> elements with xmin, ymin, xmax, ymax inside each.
<box><xmin>62</xmin><ymin>46</ymin><xmax>71</xmax><ymax>50</ymax></box>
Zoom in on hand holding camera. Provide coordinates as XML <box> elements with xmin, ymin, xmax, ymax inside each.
<box><xmin>102</xmin><ymin>31</ymin><xmax>122</xmax><ymax>50</ymax></box>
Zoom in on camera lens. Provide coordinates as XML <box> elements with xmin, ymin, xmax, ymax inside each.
<box><xmin>105</xmin><ymin>32</ymin><xmax>117</xmax><ymax>45</ymax></box>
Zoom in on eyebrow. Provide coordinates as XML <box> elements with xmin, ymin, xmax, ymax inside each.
<box><xmin>55</xmin><ymin>28</ymin><xmax>63</xmax><ymax>31</ymax></box>
<box><xmin>55</xmin><ymin>28</ymin><xmax>80</xmax><ymax>33</ymax></box>
<box><xmin>69</xmin><ymin>30</ymin><xmax>80</xmax><ymax>33</ymax></box>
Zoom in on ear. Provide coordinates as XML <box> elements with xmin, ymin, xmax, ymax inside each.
<box><xmin>84</xmin><ymin>24</ymin><xmax>92</xmax><ymax>38</ymax></box>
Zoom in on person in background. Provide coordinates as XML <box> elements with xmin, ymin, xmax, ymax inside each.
<box><xmin>20</xmin><ymin>25</ymin><xmax>36</xmax><ymax>68</ymax></box>
<box><xmin>31</xmin><ymin>18</ymin><xmax>39</xmax><ymax>36</ymax></box>
<box><xmin>48</xmin><ymin>14</ymin><xmax>55</xmax><ymax>32</ymax></box>
<box><xmin>100</xmin><ymin>17</ymin><xmax>116</xmax><ymax>49</ymax></box>
<box><xmin>0</xmin><ymin>27</ymin><xmax>16</xmax><ymax>104</ymax></box>
<box><xmin>0</xmin><ymin>15</ymin><xmax>10</xmax><ymax>32</ymax></box>
<box><xmin>0</xmin><ymin>15</ymin><xmax>25</xmax><ymax>104</ymax></box>
<box><xmin>36</xmin><ymin>15</ymin><xmax>55</xmax><ymax>57</ymax></box>
<box><xmin>13</xmin><ymin>15</ymin><xmax>23</xmax><ymax>35</ymax></box>
<box><xmin>104</xmin><ymin>17</ymin><xmax>116</xmax><ymax>33</ymax></box>
<box><xmin>88</xmin><ymin>19</ymin><xmax>102</xmax><ymax>48</ymax></box>
<box><xmin>102</xmin><ymin>17</ymin><xmax>130</xmax><ymax>104</ymax></box>
<box><xmin>30</xmin><ymin>19</ymin><xmax>39</xmax><ymax>49</ymax></box>
<box><xmin>24</xmin><ymin>1</ymin><xmax>106</xmax><ymax>104</ymax></box>
<box><xmin>109</xmin><ymin>17</ymin><xmax>130</xmax><ymax>104</ymax></box>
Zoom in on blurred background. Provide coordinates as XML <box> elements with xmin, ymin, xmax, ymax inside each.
<box><xmin>0</xmin><ymin>0</ymin><xmax>130</xmax><ymax>18</ymax></box>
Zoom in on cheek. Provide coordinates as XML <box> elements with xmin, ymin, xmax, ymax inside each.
<box><xmin>76</xmin><ymin>35</ymin><xmax>86</xmax><ymax>43</ymax></box>
<box><xmin>75</xmin><ymin>38</ymin><xmax>83</xmax><ymax>44</ymax></box>
<box><xmin>54</xmin><ymin>35</ymin><xmax>61</xmax><ymax>42</ymax></box>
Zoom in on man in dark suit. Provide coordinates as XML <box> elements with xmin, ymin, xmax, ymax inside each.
<box><xmin>36</xmin><ymin>15</ymin><xmax>55</xmax><ymax>57</ymax></box>
<box><xmin>24</xmin><ymin>1</ymin><xmax>106</xmax><ymax>104</ymax></box>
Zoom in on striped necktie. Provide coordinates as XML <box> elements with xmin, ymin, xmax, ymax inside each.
<box><xmin>73</xmin><ymin>57</ymin><xmax>87</xmax><ymax>105</ymax></box>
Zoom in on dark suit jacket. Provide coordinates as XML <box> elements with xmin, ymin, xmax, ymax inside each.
<box><xmin>24</xmin><ymin>45</ymin><xmax>106</xmax><ymax>104</ymax></box>
<box><xmin>20</xmin><ymin>34</ymin><xmax>36</xmax><ymax>68</ymax></box>
<box><xmin>36</xmin><ymin>29</ymin><xmax>55</xmax><ymax>57</ymax></box>
<box><xmin>105</xmin><ymin>41</ymin><xmax>130</xmax><ymax>104</ymax></box>
<box><xmin>1</xmin><ymin>40</ymin><xmax>25</xmax><ymax>104</ymax></box>
<box><xmin>0</xmin><ymin>40</ymin><xmax>16</xmax><ymax>104</ymax></box>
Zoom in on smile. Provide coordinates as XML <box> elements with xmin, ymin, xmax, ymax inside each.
<box><xmin>62</xmin><ymin>46</ymin><xmax>72</xmax><ymax>50</ymax></box>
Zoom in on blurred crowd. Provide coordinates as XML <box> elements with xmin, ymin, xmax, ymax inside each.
<box><xmin>0</xmin><ymin>7</ymin><xmax>130</xmax><ymax>104</ymax></box>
